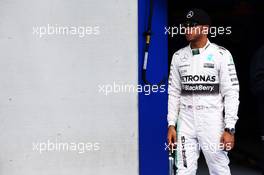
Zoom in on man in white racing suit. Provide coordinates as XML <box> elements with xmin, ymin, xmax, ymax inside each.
<box><xmin>167</xmin><ymin>9</ymin><xmax>239</xmax><ymax>175</ymax></box>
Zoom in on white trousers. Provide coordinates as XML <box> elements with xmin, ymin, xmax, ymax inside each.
<box><xmin>175</xmin><ymin>108</ymin><xmax>231</xmax><ymax>175</ymax></box>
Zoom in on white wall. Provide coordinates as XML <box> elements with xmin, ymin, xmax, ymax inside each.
<box><xmin>0</xmin><ymin>0</ymin><xmax>138</xmax><ymax>174</ymax></box>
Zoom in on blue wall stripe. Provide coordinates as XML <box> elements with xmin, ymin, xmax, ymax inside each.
<box><xmin>138</xmin><ymin>0</ymin><xmax>168</xmax><ymax>174</ymax></box>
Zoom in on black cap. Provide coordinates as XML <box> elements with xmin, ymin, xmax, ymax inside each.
<box><xmin>183</xmin><ymin>9</ymin><xmax>211</xmax><ymax>26</ymax></box>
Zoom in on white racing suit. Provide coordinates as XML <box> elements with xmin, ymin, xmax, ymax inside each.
<box><xmin>167</xmin><ymin>40</ymin><xmax>239</xmax><ymax>175</ymax></box>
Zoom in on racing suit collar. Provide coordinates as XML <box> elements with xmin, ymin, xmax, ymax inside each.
<box><xmin>189</xmin><ymin>39</ymin><xmax>211</xmax><ymax>55</ymax></box>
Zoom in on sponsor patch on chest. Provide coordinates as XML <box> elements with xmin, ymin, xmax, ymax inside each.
<box><xmin>203</xmin><ymin>63</ymin><xmax>215</xmax><ymax>68</ymax></box>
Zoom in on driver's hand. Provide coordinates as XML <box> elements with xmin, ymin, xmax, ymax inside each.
<box><xmin>220</xmin><ymin>131</ymin><xmax>235</xmax><ymax>151</ymax></box>
<box><xmin>167</xmin><ymin>126</ymin><xmax>177</xmax><ymax>150</ymax></box>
